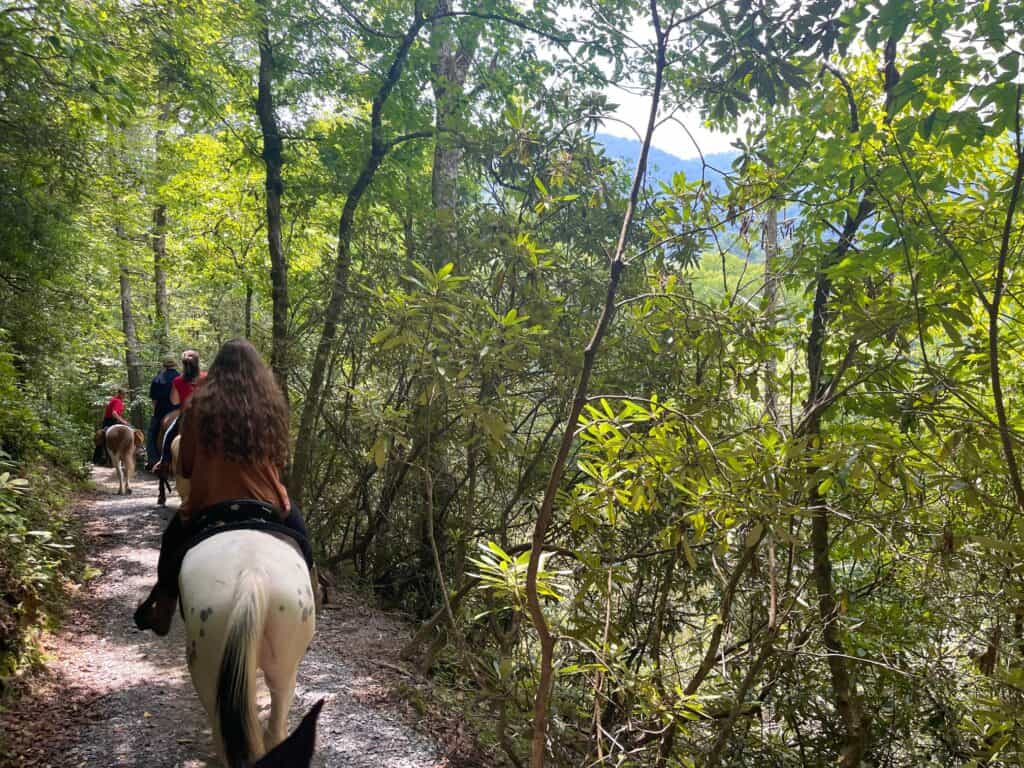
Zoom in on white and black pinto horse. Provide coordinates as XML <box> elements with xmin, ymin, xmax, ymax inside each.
<box><xmin>179</xmin><ymin>527</ymin><xmax>320</xmax><ymax>767</ymax></box>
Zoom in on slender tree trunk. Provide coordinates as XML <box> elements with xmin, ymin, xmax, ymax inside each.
<box><xmin>118</xmin><ymin>262</ymin><xmax>144</xmax><ymax>427</ymax></box>
<box><xmin>150</xmin><ymin>102</ymin><xmax>174</xmax><ymax>357</ymax></box>
<box><xmin>413</xmin><ymin>6</ymin><xmax>477</xmax><ymax>612</ymax></box>
<box><xmin>763</xmin><ymin>205</ymin><xmax>779</xmax><ymax>424</ymax></box>
<box><xmin>428</xmin><ymin>1</ymin><xmax>474</xmax><ymax>269</ymax></box>
<box><xmin>795</xmin><ymin>46</ymin><xmax>904</xmax><ymax>764</ymax></box>
<box><xmin>291</xmin><ymin>10</ymin><xmax>434</xmax><ymax>508</ymax></box>
<box><xmin>802</xmin><ymin>198</ymin><xmax>873</xmax><ymax>768</ymax></box>
<box><xmin>245</xmin><ymin>281</ymin><xmax>253</xmax><ymax>339</ymax></box>
<box><xmin>152</xmin><ymin>203</ymin><xmax>170</xmax><ymax>355</ymax></box>
<box><xmin>524</xmin><ymin>5</ymin><xmax>667</xmax><ymax>764</ymax></box>
<box><xmin>256</xmin><ymin>3</ymin><xmax>290</xmax><ymax>398</ymax></box>
<box><xmin>986</xmin><ymin>87</ymin><xmax>1024</xmax><ymax>515</ymax></box>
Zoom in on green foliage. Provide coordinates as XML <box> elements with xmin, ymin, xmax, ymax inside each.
<box><xmin>471</xmin><ymin>542</ymin><xmax>566</xmax><ymax>610</ymax></box>
<box><xmin>0</xmin><ymin>448</ymin><xmax>82</xmax><ymax>684</ymax></box>
<box><xmin>6</xmin><ymin>0</ymin><xmax>1024</xmax><ymax>765</ymax></box>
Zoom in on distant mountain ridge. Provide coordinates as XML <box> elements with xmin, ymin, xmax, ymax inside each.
<box><xmin>594</xmin><ymin>132</ymin><xmax>737</xmax><ymax>191</ymax></box>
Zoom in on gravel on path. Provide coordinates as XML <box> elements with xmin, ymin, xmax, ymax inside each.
<box><xmin>0</xmin><ymin>467</ymin><xmax>452</xmax><ymax>768</ymax></box>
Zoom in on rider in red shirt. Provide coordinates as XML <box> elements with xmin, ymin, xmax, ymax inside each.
<box><xmin>94</xmin><ymin>388</ymin><xmax>130</xmax><ymax>464</ymax></box>
<box><xmin>103</xmin><ymin>391</ymin><xmax>129</xmax><ymax>425</ymax></box>
<box><xmin>152</xmin><ymin>350</ymin><xmax>203</xmax><ymax>472</ymax></box>
<box><xmin>171</xmin><ymin>366</ymin><xmax>204</xmax><ymax>407</ymax></box>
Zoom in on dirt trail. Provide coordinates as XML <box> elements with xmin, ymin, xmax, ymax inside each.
<box><xmin>0</xmin><ymin>468</ymin><xmax>450</xmax><ymax>767</ymax></box>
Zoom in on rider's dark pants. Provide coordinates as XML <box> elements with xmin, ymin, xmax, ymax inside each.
<box><xmin>155</xmin><ymin>503</ymin><xmax>312</xmax><ymax>599</ymax></box>
<box><xmin>146</xmin><ymin>413</ymin><xmax>163</xmax><ymax>466</ymax></box>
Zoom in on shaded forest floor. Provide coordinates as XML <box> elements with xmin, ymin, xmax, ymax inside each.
<box><xmin>0</xmin><ymin>467</ymin><xmax>483</xmax><ymax>767</ymax></box>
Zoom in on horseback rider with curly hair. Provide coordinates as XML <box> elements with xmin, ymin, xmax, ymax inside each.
<box><xmin>134</xmin><ymin>338</ymin><xmax>312</xmax><ymax>635</ymax></box>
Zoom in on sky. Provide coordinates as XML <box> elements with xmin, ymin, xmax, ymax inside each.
<box><xmin>580</xmin><ymin>8</ymin><xmax>740</xmax><ymax>161</ymax></box>
<box><xmin>599</xmin><ymin>84</ymin><xmax>740</xmax><ymax>160</ymax></box>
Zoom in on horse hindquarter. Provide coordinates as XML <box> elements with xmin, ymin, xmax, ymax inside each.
<box><xmin>180</xmin><ymin>531</ymin><xmax>316</xmax><ymax>766</ymax></box>
<box><xmin>104</xmin><ymin>425</ymin><xmax>135</xmax><ymax>494</ymax></box>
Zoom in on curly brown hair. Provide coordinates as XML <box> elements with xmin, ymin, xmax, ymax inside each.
<box><xmin>188</xmin><ymin>338</ymin><xmax>289</xmax><ymax>466</ymax></box>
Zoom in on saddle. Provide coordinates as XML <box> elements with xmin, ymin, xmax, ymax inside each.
<box><xmin>183</xmin><ymin>498</ymin><xmax>314</xmax><ymax>570</ymax></box>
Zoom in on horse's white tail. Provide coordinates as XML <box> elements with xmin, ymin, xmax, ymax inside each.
<box><xmin>216</xmin><ymin>569</ymin><xmax>266</xmax><ymax>767</ymax></box>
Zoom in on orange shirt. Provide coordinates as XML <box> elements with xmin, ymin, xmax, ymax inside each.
<box><xmin>177</xmin><ymin>404</ymin><xmax>290</xmax><ymax>522</ymax></box>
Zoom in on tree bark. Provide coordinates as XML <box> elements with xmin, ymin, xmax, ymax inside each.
<box><xmin>118</xmin><ymin>262</ymin><xmax>144</xmax><ymax>426</ymax></box>
<box><xmin>244</xmin><ymin>281</ymin><xmax>253</xmax><ymax>339</ymax></box>
<box><xmin>802</xmin><ymin>196</ymin><xmax>873</xmax><ymax>768</ymax></box>
<box><xmin>524</xmin><ymin>4</ymin><xmax>667</xmax><ymax>764</ymax></box>
<box><xmin>152</xmin><ymin>203</ymin><xmax>170</xmax><ymax>355</ymax></box>
<box><xmin>986</xmin><ymin>85</ymin><xmax>1024</xmax><ymax>515</ymax></box>
<box><xmin>411</xmin><ymin>5</ymin><xmax>478</xmax><ymax>613</ymax></box>
<box><xmin>151</xmin><ymin>102</ymin><xmax>174</xmax><ymax>356</ymax></box>
<box><xmin>256</xmin><ymin>1</ymin><xmax>290</xmax><ymax>398</ymax></box>
<box><xmin>429</xmin><ymin>1</ymin><xmax>474</xmax><ymax>269</ymax></box>
<box><xmin>763</xmin><ymin>205</ymin><xmax>779</xmax><ymax>425</ymax></box>
<box><xmin>291</xmin><ymin>9</ymin><xmax>435</xmax><ymax>508</ymax></box>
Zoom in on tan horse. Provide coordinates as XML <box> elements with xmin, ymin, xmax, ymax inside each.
<box><xmin>104</xmin><ymin>424</ymin><xmax>144</xmax><ymax>495</ymax></box>
<box><xmin>170</xmin><ymin>434</ymin><xmax>189</xmax><ymax>505</ymax></box>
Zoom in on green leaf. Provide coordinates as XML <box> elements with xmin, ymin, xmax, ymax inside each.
<box><xmin>371</xmin><ymin>436</ymin><xmax>388</xmax><ymax>469</ymax></box>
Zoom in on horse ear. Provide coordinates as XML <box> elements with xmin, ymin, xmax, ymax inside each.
<box><xmin>250</xmin><ymin>699</ymin><xmax>324</xmax><ymax>768</ymax></box>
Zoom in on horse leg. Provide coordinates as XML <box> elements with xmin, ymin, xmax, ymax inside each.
<box><xmin>110</xmin><ymin>450</ymin><xmax>122</xmax><ymax>495</ymax></box>
<box><xmin>157</xmin><ymin>473</ymin><xmax>167</xmax><ymax>506</ymax></box>
<box><xmin>262</xmin><ymin>665</ymin><xmax>299</xmax><ymax>750</ymax></box>
<box><xmin>125</xmin><ymin>445</ymin><xmax>134</xmax><ymax>495</ymax></box>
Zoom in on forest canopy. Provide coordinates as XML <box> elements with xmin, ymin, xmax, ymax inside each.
<box><xmin>2</xmin><ymin>0</ymin><xmax>1024</xmax><ymax>765</ymax></box>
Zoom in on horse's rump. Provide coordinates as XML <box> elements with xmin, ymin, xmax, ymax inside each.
<box><xmin>105</xmin><ymin>424</ymin><xmax>135</xmax><ymax>455</ymax></box>
<box><xmin>105</xmin><ymin>424</ymin><xmax>141</xmax><ymax>495</ymax></box>
<box><xmin>180</xmin><ymin>530</ymin><xmax>316</xmax><ymax>765</ymax></box>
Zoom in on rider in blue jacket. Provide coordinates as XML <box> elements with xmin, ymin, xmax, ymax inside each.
<box><xmin>146</xmin><ymin>356</ymin><xmax>180</xmax><ymax>470</ymax></box>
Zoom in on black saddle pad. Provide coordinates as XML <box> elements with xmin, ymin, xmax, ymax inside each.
<box><xmin>185</xmin><ymin>499</ymin><xmax>314</xmax><ymax>569</ymax></box>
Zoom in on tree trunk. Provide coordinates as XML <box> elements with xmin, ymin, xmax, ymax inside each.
<box><xmin>802</xmin><ymin>196</ymin><xmax>874</xmax><ymax>767</ymax></box>
<box><xmin>257</xmin><ymin>2</ymin><xmax>290</xmax><ymax>398</ymax></box>
<box><xmin>291</xmin><ymin>10</ymin><xmax>434</xmax><ymax>508</ymax></box>
<box><xmin>524</xmin><ymin>6</ymin><xmax>668</xmax><ymax>763</ymax></box>
<box><xmin>151</xmin><ymin>102</ymin><xmax>174</xmax><ymax>357</ymax></box>
<box><xmin>118</xmin><ymin>262</ymin><xmax>145</xmax><ymax>427</ymax></box>
<box><xmin>412</xmin><ymin>6</ymin><xmax>478</xmax><ymax>613</ymax></box>
<box><xmin>245</xmin><ymin>281</ymin><xmax>253</xmax><ymax>339</ymax></box>
<box><xmin>428</xmin><ymin>1</ymin><xmax>474</xmax><ymax>269</ymax></box>
<box><xmin>152</xmin><ymin>203</ymin><xmax>170</xmax><ymax>355</ymax></box>
<box><xmin>763</xmin><ymin>205</ymin><xmax>779</xmax><ymax>425</ymax></box>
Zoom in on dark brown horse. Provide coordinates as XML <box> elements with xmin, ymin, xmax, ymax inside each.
<box><xmin>155</xmin><ymin>410</ymin><xmax>178</xmax><ymax>506</ymax></box>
